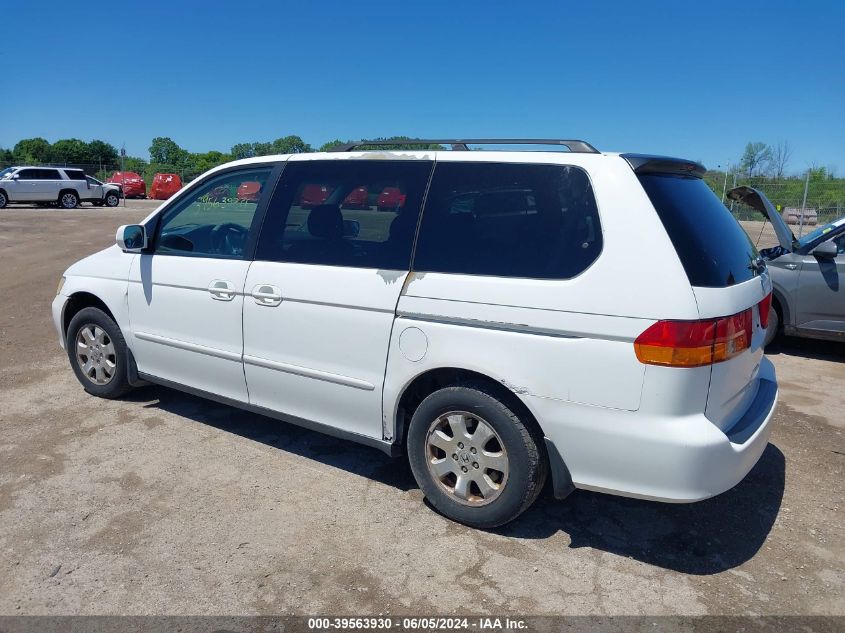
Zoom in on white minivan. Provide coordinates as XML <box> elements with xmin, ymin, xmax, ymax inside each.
<box><xmin>52</xmin><ymin>140</ymin><xmax>777</xmax><ymax>528</ymax></box>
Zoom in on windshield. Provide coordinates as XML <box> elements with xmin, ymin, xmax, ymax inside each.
<box><xmin>0</xmin><ymin>167</ymin><xmax>15</xmax><ymax>179</ymax></box>
<box><xmin>798</xmin><ymin>218</ymin><xmax>845</xmax><ymax>248</ymax></box>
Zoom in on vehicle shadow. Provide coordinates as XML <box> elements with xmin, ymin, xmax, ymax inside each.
<box><xmin>126</xmin><ymin>385</ymin><xmax>784</xmax><ymax>575</ymax></box>
<box><xmin>125</xmin><ymin>385</ymin><xmax>418</xmax><ymax>492</ymax></box>
<box><xmin>497</xmin><ymin>443</ymin><xmax>785</xmax><ymax>575</ymax></box>
<box><xmin>766</xmin><ymin>336</ymin><xmax>845</xmax><ymax>360</ymax></box>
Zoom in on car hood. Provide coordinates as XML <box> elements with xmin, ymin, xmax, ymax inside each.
<box><xmin>727</xmin><ymin>185</ymin><xmax>797</xmax><ymax>252</ymax></box>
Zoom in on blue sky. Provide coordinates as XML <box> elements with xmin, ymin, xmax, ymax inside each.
<box><xmin>2</xmin><ymin>0</ymin><xmax>843</xmax><ymax>173</ymax></box>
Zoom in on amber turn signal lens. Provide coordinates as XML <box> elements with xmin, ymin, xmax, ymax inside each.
<box><xmin>635</xmin><ymin>309</ymin><xmax>752</xmax><ymax>368</ymax></box>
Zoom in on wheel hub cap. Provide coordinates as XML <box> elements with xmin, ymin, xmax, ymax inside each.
<box><xmin>425</xmin><ymin>411</ymin><xmax>509</xmax><ymax>507</ymax></box>
<box><xmin>75</xmin><ymin>324</ymin><xmax>116</xmax><ymax>385</ymax></box>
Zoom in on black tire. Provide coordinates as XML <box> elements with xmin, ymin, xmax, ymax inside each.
<box><xmin>0</xmin><ymin>190</ymin><xmax>7</xmax><ymax>208</ymax></box>
<box><xmin>66</xmin><ymin>307</ymin><xmax>132</xmax><ymax>399</ymax></box>
<box><xmin>764</xmin><ymin>303</ymin><xmax>780</xmax><ymax>347</ymax></box>
<box><xmin>104</xmin><ymin>191</ymin><xmax>120</xmax><ymax>207</ymax></box>
<box><xmin>407</xmin><ymin>383</ymin><xmax>548</xmax><ymax>528</ymax></box>
<box><xmin>58</xmin><ymin>190</ymin><xmax>79</xmax><ymax>209</ymax></box>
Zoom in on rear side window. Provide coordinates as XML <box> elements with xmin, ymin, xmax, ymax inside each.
<box><xmin>37</xmin><ymin>169</ymin><xmax>62</xmax><ymax>180</ymax></box>
<box><xmin>256</xmin><ymin>160</ymin><xmax>432</xmax><ymax>270</ymax></box>
<box><xmin>414</xmin><ymin>162</ymin><xmax>601</xmax><ymax>279</ymax></box>
<box><xmin>639</xmin><ymin>174</ymin><xmax>757</xmax><ymax>287</ymax></box>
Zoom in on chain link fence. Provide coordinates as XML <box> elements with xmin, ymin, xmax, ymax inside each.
<box><xmin>705</xmin><ymin>173</ymin><xmax>844</xmax><ymax>230</ymax></box>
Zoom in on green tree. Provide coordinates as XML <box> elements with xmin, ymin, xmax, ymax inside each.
<box><xmin>87</xmin><ymin>140</ymin><xmax>119</xmax><ymax>165</ymax></box>
<box><xmin>12</xmin><ymin>137</ymin><xmax>51</xmax><ymax>164</ymax></box>
<box><xmin>188</xmin><ymin>150</ymin><xmax>232</xmax><ymax>176</ymax></box>
<box><xmin>149</xmin><ymin>137</ymin><xmax>188</xmax><ymax>165</ymax></box>
<box><xmin>271</xmin><ymin>135</ymin><xmax>311</xmax><ymax>154</ymax></box>
<box><xmin>0</xmin><ymin>147</ymin><xmax>12</xmax><ymax>162</ymax></box>
<box><xmin>230</xmin><ymin>143</ymin><xmax>255</xmax><ymax>160</ymax></box>
<box><xmin>50</xmin><ymin>138</ymin><xmax>90</xmax><ymax>163</ymax></box>
<box><xmin>319</xmin><ymin>139</ymin><xmax>346</xmax><ymax>151</ymax></box>
<box><xmin>740</xmin><ymin>142</ymin><xmax>773</xmax><ymax>177</ymax></box>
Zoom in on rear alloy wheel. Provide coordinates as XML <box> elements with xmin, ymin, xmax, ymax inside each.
<box><xmin>59</xmin><ymin>191</ymin><xmax>79</xmax><ymax>209</ymax></box>
<box><xmin>407</xmin><ymin>384</ymin><xmax>548</xmax><ymax>528</ymax></box>
<box><xmin>104</xmin><ymin>192</ymin><xmax>120</xmax><ymax>207</ymax></box>
<box><xmin>0</xmin><ymin>191</ymin><xmax>7</xmax><ymax>208</ymax></box>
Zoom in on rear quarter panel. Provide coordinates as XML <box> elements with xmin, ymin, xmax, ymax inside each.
<box><xmin>384</xmin><ymin>153</ymin><xmax>700</xmax><ymax>437</ymax></box>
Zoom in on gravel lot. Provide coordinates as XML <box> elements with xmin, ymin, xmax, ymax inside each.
<box><xmin>0</xmin><ymin>202</ymin><xmax>843</xmax><ymax>616</ymax></box>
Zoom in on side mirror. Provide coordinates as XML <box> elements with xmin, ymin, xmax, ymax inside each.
<box><xmin>11</xmin><ymin>173</ymin><xmax>19</xmax><ymax>180</ymax></box>
<box><xmin>116</xmin><ymin>224</ymin><xmax>147</xmax><ymax>252</ymax></box>
<box><xmin>811</xmin><ymin>240</ymin><xmax>838</xmax><ymax>260</ymax></box>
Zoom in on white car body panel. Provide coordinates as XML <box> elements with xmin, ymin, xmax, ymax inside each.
<box><xmin>243</xmin><ymin>262</ymin><xmax>407</xmax><ymax>438</ymax></box>
<box><xmin>127</xmin><ymin>255</ymin><xmax>251</xmax><ymax>402</ymax></box>
<box><xmin>52</xmin><ymin>246</ymin><xmax>135</xmax><ymax>348</ymax></box>
<box><xmin>52</xmin><ymin>149</ymin><xmax>778</xmax><ymax>505</ymax></box>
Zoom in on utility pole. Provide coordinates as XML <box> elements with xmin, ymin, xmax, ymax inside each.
<box><xmin>798</xmin><ymin>169</ymin><xmax>810</xmax><ymax>238</ymax></box>
<box><xmin>721</xmin><ymin>164</ymin><xmax>729</xmax><ymax>203</ymax></box>
<box><xmin>120</xmin><ymin>144</ymin><xmax>126</xmax><ymax>208</ymax></box>
<box><xmin>729</xmin><ymin>173</ymin><xmax>738</xmax><ymax>211</ymax></box>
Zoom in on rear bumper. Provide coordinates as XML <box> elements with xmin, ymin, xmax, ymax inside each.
<box><xmin>536</xmin><ymin>357</ymin><xmax>777</xmax><ymax>503</ymax></box>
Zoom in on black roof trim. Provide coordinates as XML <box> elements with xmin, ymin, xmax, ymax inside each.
<box><xmin>622</xmin><ymin>153</ymin><xmax>706</xmax><ymax>178</ymax></box>
<box><xmin>331</xmin><ymin>139</ymin><xmax>600</xmax><ymax>153</ymax></box>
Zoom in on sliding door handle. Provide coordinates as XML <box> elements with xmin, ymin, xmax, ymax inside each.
<box><xmin>251</xmin><ymin>284</ymin><xmax>283</xmax><ymax>307</ymax></box>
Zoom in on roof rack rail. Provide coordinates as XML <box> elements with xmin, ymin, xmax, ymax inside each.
<box><xmin>330</xmin><ymin>139</ymin><xmax>600</xmax><ymax>153</ymax></box>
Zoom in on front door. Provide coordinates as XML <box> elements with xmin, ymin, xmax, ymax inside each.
<box><xmin>796</xmin><ymin>231</ymin><xmax>845</xmax><ymax>334</ymax></box>
<box><xmin>8</xmin><ymin>168</ymin><xmax>39</xmax><ymax>201</ymax></box>
<box><xmin>242</xmin><ymin>158</ymin><xmax>432</xmax><ymax>438</ymax></box>
<box><xmin>127</xmin><ymin>164</ymin><xmax>279</xmax><ymax>401</ymax></box>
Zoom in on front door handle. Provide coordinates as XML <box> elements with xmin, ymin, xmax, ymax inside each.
<box><xmin>251</xmin><ymin>284</ymin><xmax>283</xmax><ymax>307</ymax></box>
<box><xmin>785</xmin><ymin>263</ymin><xmax>798</xmax><ymax>270</ymax></box>
<box><xmin>208</xmin><ymin>279</ymin><xmax>236</xmax><ymax>301</ymax></box>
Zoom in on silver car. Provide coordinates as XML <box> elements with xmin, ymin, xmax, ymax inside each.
<box><xmin>0</xmin><ymin>166</ymin><xmax>121</xmax><ymax>209</ymax></box>
<box><xmin>729</xmin><ymin>186</ymin><xmax>845</xmax><ymax>346</ymax></box>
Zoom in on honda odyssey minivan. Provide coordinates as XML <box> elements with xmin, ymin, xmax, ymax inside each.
<box><xmin>52</xmin><ymin>139</ymin><xmax>778</xmax><ymax>528</ymax></box>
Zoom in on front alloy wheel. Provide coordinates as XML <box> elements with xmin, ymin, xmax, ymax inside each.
<box><xmin>75</xmin><ymin>324</ymin><xmax>117</xmax><ymax>385</ymax></box>
<box><xmin>66</xmin><ymin>307</ymin><xmax>132</xmax><ymax>398</ymax></box>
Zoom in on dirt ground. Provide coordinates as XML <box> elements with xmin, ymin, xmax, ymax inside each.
<box><xmin>0</xmin><ymin>202</ymin><xmax>843</xmax><ymax>616</ymax></box>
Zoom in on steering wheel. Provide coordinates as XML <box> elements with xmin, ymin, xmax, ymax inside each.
<box><xmin>210</xmin><ymin>223</ymin><xmax>249</xmax><ymax>256</ymax></box>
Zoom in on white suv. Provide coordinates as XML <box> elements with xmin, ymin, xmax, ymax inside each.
<box><xmin>0</xmin><ymin>166</ymin><xmax>121</xmax><ymax>209</ymax></box>
<box><xmin>51</xmin><ymin>139</ymin><xmax>777</xmax><ymax>528</ymax></box>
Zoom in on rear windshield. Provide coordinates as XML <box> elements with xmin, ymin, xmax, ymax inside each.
<box><xmin>639</xmin><ymin>174</ymin><xmax>757</xmax><ymax>288</ymax></box>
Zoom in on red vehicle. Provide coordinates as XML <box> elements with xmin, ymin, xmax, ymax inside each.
<box><xmin>237</xmin><ymin>181</ymin><xmax>262</xmax><ymax>202</ymax></box>
<box><xmin>149</xmin><ymin>173</ymin><xmax>183</xmax><ymax>200</ymax></box>
<box><xmin>107</xmin><ymin>171</ymin><xmax>146</xmax><ymax>198</ymax></box>
<box><xmin>341</xmin><ymin>186</ymin><xmax>370</xmax><ymax>209</ymax></box>
<box><xmin>377</xmin><ymin>186</ymin><xmax>406</xmax><ymax>211</ymax></box>
<box><xmin>299</xmin><ymin>183</ymin><xmax>334</xmax><ymax>208</ymax></box>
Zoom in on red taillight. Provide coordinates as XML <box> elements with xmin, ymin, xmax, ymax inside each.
<box><xmin>759</xmin><ymin>293</ymin><xmax>772</xmax><ymax>329</ymax></box>
<box><xmin>635</xmin><ymin>309</ymin><xmax>752</xmax><ymax>368</ymax></box>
